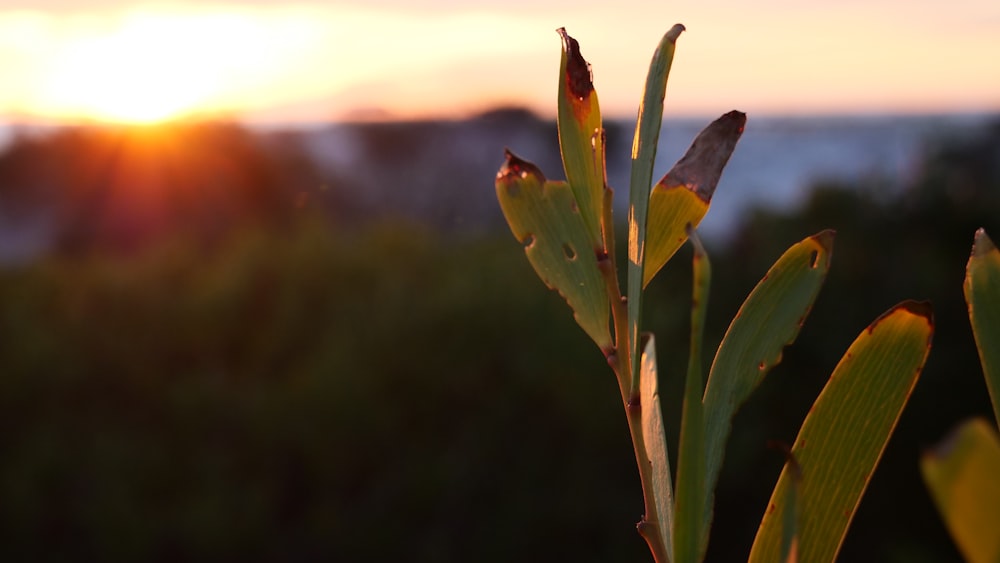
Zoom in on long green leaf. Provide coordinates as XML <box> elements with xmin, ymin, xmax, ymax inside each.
<box><xmin>495</xmin><ymin>150</ymin><xmax>612</xmax><ymax>350</ymax></box>
<box><xmin>556</xmin><ymin>28</ymin><xmax>606</xmax><ymax>248</ymax></box>
<box><xmin>779</xmin><ymin>450</ymin><xmax>802</xmax><ymax>563</ymax></box>
<box><xmin>921</xmin><ymin>417</ymin><xmax>1000</xmax><ymax>563</ymax></box>
<box><xmin>639</xmin><ymin>333</ymin><xmax>674</xmax><ymax>562</ymax></box>
<box><xmin>965</xmin><ymin>228</ymin><xmax>1000</xmax><ymax>423</ymax></box>
<box><xmin>643</xmin><ymin>111</ymin><xmax>745</xmax><ymax>288</ymax></box>
<box><xmin>701</xmin><ymin>231</ymin><xmax>834</xmax><ymax>551</ymax></box>
<box><xmin>750</xmin><ymin>301</ymin><xmax>934</xmax><ymax>562</ymax></box>
<box><xmin>673</xmin><ymin>231</ymin><xmax>710</xmax><ymax>563</ymax></box>
<box><xmin>626</xmin><ymin>24</ymin><xmax>684</xmax><ymax>395</ymax></box>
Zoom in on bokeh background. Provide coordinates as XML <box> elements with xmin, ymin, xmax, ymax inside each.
<box><xmin>0</xmin><ymin>1</ymin><xmax>998</xmax><ymax>561</ymax></box>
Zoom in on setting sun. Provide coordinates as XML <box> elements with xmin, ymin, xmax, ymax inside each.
<box><xmin>40</xmin><ymin>22</ymin><xmax>213</xmax><ymax>123</ymax></box>
<box><xmin>28</xmin><ymin>9</ymin><xmax>327</xmax><ymax>124</ymax></box>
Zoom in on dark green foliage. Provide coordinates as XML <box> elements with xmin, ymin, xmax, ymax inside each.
<box><xmin>0</xmin><ymin>119</ymin><xmax>994</xmax><ymax>561</ymax></box>
<box><xmin>0</xmin><ymin>218</ymin><xmax>652</xmax><ymax>562</ymax></box>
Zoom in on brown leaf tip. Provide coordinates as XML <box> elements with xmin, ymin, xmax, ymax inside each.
<box><xmin>810</xmin><ymin>229</ymin><xmax>836</xmax><ymax>261</ymax></box>
<box><xmin>898</xmin><ymin>299</ymin><xmax>934</xmax><ymax>323</ymax></box>
<box><xmin>812</xmin><ymin>229</ymin><xmax>836</xmax><ymax>246</ymax></box>
<box><xmin>973</xmin><ymin>227</ymin><xmax>996</xmax><ymax>257</ymax></box>
<box><xmin>661</xmin><ymin>110</ymin><xmax>747</xmax><ymax>201</ymax></box>
<box><xmin>719</xmin><ymin>110</ymin><xmax>747</xmax><ymax>135</ymax></box>
<box><xmin>869</xmin><ymin>300</ymin><xmax>934</xmax><ymax>334</ymax></box>
<box><xmin>557</xmin><ymin>27</ymin><xmax>593</xmax><ymax>100</ymax></box>
<box><xmin>666</xmin><ymin>23</ymin><xmax>686</xmax><ymax>43</ymax></box>
<box><xmin>498</xmin><ymin>148</ymin><xmax>545</xmax><ymax>182</ymax></box>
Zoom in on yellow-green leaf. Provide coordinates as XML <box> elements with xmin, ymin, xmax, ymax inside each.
<box><xmin>921</xmin><ymin>417</ymin><xmax>1000</xmax><ymax>563</ymax></box>
<box><xmin>965</xmin><ymin>228</ymin><xmax>1000</xmax><ymax>423</ymax></box>
<box><xmin>779</xmin><ymin>452</ymin><xmax>801</xmax><ymax>563</ymax></box>
<box><xmin>750</xmin><ymin>301</ymin><xmax>934</xmax><ymax>563</ymax></box>
<box><xmin>701</xmin><ymin>231</ymin><xmax>833</xmax><ymax>550</ymax></box>
<box><xmin>495</xmin><ymin>150</ymin><xmax>612</xmax><ymax>350</ymax></box>
<box><xmin>768</xmin><ymin>444</ymin><xmax>803</xmax><ymax>563</ymax></box>
<box><xmin>644</xmin><ymin>111</ymin><xmax>745</xmax><ymax>287</ymax></box>
<box><xmin>672</xmin><ymin>232</ymin><xmax>710</xmax><ymax>563</ymax></box>
<box><xmin>557</xmin><ymin>28</ymin><xmax>605</xmax><ymax>248</ymax></box>
<box><xmin>626</xmin><ymin>23</ymin><xmax>684</xmax><ymax>401</ymax></box>
<box><xmin>639</xmin><ymin>333</ymin><xmax>674</xmax><ymax>562</ymax></box>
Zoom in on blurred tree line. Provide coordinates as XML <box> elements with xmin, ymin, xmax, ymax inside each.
<box><xmin>0</xmin><ymin>116</ymin><xmax>995</xmax><ymax>561</ymax></box>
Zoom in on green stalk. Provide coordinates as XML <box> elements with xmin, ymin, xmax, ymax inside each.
<box><xmin>599</xmin><ymin>186</ymin><xmax>630</xmax><ymax>395</ymax></box>
<box><xmin>595</xmin><ymin>165</ymin><xmax>668</xmax><ymax>562</ymax></box>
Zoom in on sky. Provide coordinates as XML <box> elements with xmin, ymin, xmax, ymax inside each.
<box><xmin>0</xmin><ymin>0</ymin><xmax>998</xmax><ymax>124</ymax></box>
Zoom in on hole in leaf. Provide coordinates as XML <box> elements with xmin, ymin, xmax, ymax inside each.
<box><xmin>521</xmin><ymin>234</ymin><xmax>536</xmax><ymax>249</ymax></box>
<box><xmin>809</xmin><ymin>250</ymin><xmax>819</xmax><ymax>268</ymax></box>
<box><xmin>563</xmin><ymin>243</ymin><xmax>577</xmax><ymax>260</ymax></box>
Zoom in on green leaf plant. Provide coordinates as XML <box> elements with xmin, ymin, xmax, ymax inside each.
<box><xmin>495</xmin><ymin>26</ymin><xmax>934</xmax><ymax>563</ymax></box>
<box><xmin>920</xmin><ymin>229</ymin><xmax>1000</xmax><ymax>563</ymax></box>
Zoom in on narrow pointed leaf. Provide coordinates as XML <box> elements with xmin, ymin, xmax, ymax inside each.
<box><xmin>764</xmin><ymin>443</ymin><xmax>803</xmax><ymax>563</ymax></box>
<box><xmin>626</xmin><ymin>24</ymin><xmax>684</xmax><ymax>395</ymax></box>
<box><xmin>496</xmin><ymin>150</ymin><xmax>612</xmax><ymax>350</ymax></box>
<box><xmin>639</xmin><ymin>333</ymin><xmax>674</xmax><ymax>562</ymax></box>
<box><xmin>557</xmin><ymin>28</ymin><xmax>605</xmax><ymax>247</ymax></box>
<box><xmin>701</xmin><ymin>231</ymin><xmax>833</xmax><ymax>547</ymax></box>
<box><xmin>673</xmin><ymin>232</ymin><xmax>709</xmax><ymax>563</ymax></box>
<box><xmin>750</xmin><ymin>301</ymin><xmax>934</xmax><ymax>562</ymax></box>
<box><xmin>965</xmin><ymin>228</ymin><xmax>1000</xmax><ymax>423</ymax></box>
<box><xmin>921</xmin><ymin>417</ymin><xmax>1000</xmax><ymax>563</ymax></box>
<box><xmin>644</xmin><ymin>111</ymin><xmax>746</xmax><ymax>287</ymax></box>
<box><xmin>779</xmin><ymin>451</ymin><xmax>802</xmax><ymax>563</ymax></box>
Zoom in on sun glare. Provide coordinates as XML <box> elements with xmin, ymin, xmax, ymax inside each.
<box><xmin>34</xmin><ymin>10</ymin><xmax>323</xmax><ymax>124</ymax></box>
<box><xmin>5</xmin><ymin>3</ymin><xmax>996</xmax><ymax>124</ymax></box>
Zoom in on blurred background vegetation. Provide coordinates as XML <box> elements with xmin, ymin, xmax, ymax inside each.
<box><xmin>0</xmin><ymin>114</ymin><xmax>997</xmax><ymax>561</ymax></box>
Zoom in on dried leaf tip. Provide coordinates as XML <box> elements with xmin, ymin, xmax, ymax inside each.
<box><xmin>897</xmin><ymin>299</ymin><xmax>934</xmax><ymax>322</ymax></box>
<box><xmin>661</xmin><ymin>110</ymin><xmax>747</xmax><ymax>201</ymax></box>
<box><xmin>557</xmin><ymin>27</ymin><xmax>593</xmax><ymax>100</ymax></box>
<box><xmin>720</xmin><ymin>110</ymin><xmax>747</xmax><ymax>135</ymax></box>
<box><xmin>498</xmin><ymin>149</ymin><xmax>545</xmax><ymax>182</ymax></box>
<box><xmin>972</xmin><ymin>228</ymin><xmax>996</xmax><ymax>256</ymax></box>
<box><xmin>665</xmin><ymin>23</ymin><xmax>686</xmax><ymax>43</ymax></box>
<box><xmin>811</xmin><ymin>229</ymin><xmax>836</xmax><ymax>254</ymax></box>
<box><xmin>869</xmin><ymin>300</ymin><xmax>934</xmax><ymax>334</ymax></box>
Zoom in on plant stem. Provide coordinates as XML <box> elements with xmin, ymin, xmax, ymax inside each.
<box><xmin>624</xmin><ymin>380</ymin><xmax>671</xmax><ymax>563</ymax></box>
<box><xmin>596</xmin><ymin>196</ymin><xmax>669</xmax><ymax>562</ymax></box>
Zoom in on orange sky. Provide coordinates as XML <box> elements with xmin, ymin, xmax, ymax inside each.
<box><xmin>1</xmin><ymin>0</ymin><xmax>998</xmax><ymax>124</ymax></box>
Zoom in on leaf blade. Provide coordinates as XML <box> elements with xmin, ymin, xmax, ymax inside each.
<box><xmin>701</xmin><ymin>231</ymin><xmax>834</xmax><ymax>549</ymax></box>
<box><xmin>750</xmin><ymin>301</ymin><xmax>934</xmax><ymax>562</ymax></box>
<box><xmin>965</xmin><ymin>228</ymin><xmax>1000</xmax><ymax>424</ymax></box>
<box><xmin>626</xmin><ymin>24</ymin><xmax>683</xmax><ymax>395</ymax></box>
<box><xmin>921</xmin><ymin>418</ymin><xmax>1000</xmax><ymax>563</ymax></box>
<box><xmin>644</xmin><ymin>111</ymin><xmax>746</xmax><ymax>287</ymax></box>
<box><xmin>672</xmin><ymin>232</ymin><xmax>710</xmax><ymax>563</ymax></box>
<box><xmin>557</xmin><ymin>28</ymin><xmax>606</xmax><ymax>248</ymax></box>
<box><xmin>639</xmin><ymin>334</ymin><xmax>674</xmax><ymax>562</ymax></box>
<box><xmin>495</xmin><ymin>150</ymin><xmax>612</xmax><ymax>350</ymax></box>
